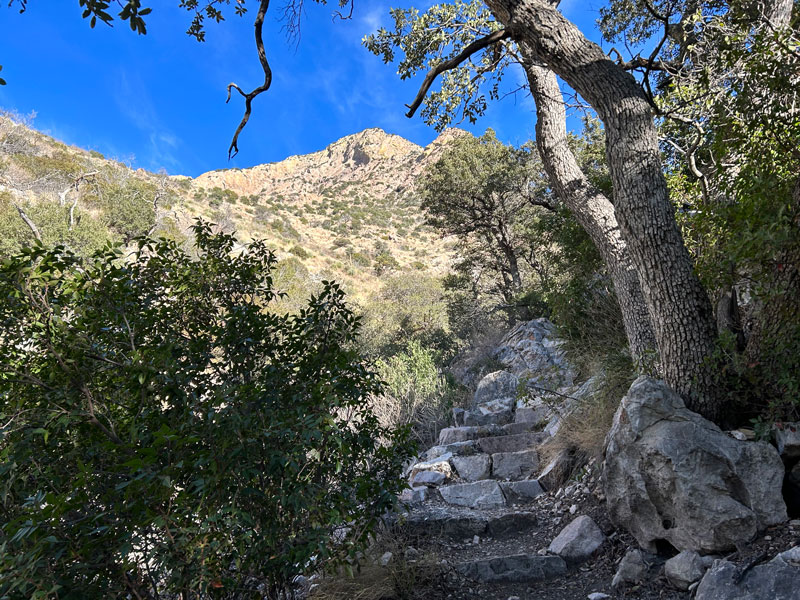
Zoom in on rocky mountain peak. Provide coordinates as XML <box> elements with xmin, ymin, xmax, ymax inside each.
<box><xmin>324</xmin><ymin>128</ymin><xmax>422</xmax><ymax>167</ymax></box>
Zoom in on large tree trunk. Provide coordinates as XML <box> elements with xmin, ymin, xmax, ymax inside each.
<box><xmin>522</xmin><ymin>54</ymin><xmax>658</xmax><ymax>365</ymax></box>
<box><xmin>484</xmin><ymin>0</ymin><xmax>721</xmax><ymax>420</ymax></box>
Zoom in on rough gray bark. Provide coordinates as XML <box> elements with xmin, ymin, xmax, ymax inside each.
<box><xmin>521</xmin><ymin>53</ymin><xmax>658</xmax><ymax>365</ymax></box>
<box><xmin>484</xmin><ymin>0</ymin><xmax>720</xmax><ymax>420</ymax></box>
<box><xmin>759</xmin><ymin>0</ymin><xmax>793</xmax><ymax>28</ymax></box>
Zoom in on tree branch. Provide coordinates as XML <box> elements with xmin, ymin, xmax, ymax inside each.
<box><xmin>14</xmin><ymin>203</ymin><xmax>42</xmax><ymax>242</ymax></box>
<box><xmin>226</xmin><ymin>0</ymin><xmax>272</xmax><ymax>159</ymax></box>
<box><xmin>405</xmin><ymin>28</ymin><xmax>510</xmax><ymax>119</ymax></box>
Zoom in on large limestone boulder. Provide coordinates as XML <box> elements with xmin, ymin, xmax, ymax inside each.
<box><xmin>604</xmin><ymin>377</ymin><xmax>787</xmax><ymax>554</ymax></box>
<box><xmin>695</xmin><ymin>547</ymin><xmax>800</xmax><ymax>600</ymax></box>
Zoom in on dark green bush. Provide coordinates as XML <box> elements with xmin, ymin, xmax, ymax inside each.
<box><xmin>289</xmin><ymin>244</ymin><xmax>311</xmax><ymax>259</ymax></box>
<box><xmin>0</xmin><ymin>223</ymin><xmax>414</xmax><ymax>599</ymax></box>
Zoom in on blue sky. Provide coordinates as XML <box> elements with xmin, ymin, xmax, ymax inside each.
<box><xmin>0</xmin><ymin>1</ymin><xmax>606</xmax><ymax>177</ymax></box>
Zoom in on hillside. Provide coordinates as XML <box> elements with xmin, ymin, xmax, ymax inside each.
<box><xmin>0</xmin><ymin>113</ymin><xmax>466</xmax><ymax>302</ymax></box>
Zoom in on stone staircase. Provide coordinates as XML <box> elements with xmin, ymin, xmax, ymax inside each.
<box><xmin>394</xmin><ymin>322</ymin><xmax>590</xmax><ymax>587</ymax></box>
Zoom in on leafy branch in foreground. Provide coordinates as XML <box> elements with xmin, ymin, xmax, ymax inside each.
<box><xmin>0</xmin><ymin>221</ymin><xmax>415</xmax><ymax>599</ymax></box>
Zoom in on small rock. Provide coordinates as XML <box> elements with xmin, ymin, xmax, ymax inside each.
<box><xmin>405</xmin><ymin>547</ymin><xmax>420</xmax><ymax>560</ymax></box>
<box><xmin>569</xmin><ymin>504</ymin><xmax>577</xmax><ymax>514</ymax></box>
<box><xmin>548</xmin><ymin>515</ymin><xmax>605</xmax><ymax>564</ymax></box>
<box><xmin>587</xmin><ymin>594</ymin><xmax>611</xmax><ymax>600</ymax></box>
<box><xmin>665</xmin><ymin>550</ymin><xmax>711</xmax><ymax>590</ymax></box>
<box><xmin>507</xmin><ymin>596</ymin><xmax>521</xmax><ymax>600</ymax></box>
<box><xmin>379</xmin><ymin>551</ymin><xmax>393</xmax><ymax>566</ymax></box>
<box><xmin>472</xmin><ymin>535</ymin><xmax>480</xmax><ymax>545</ymax></box>
<box><xmin>611</xmin><ymin>548</ymin><xmax>649</xmax><ymax>588</ymax></box>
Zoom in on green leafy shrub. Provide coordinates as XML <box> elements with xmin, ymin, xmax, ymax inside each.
<box><xmin>92</xmin><ymin>177</ymin><xmax>157</xmax><ymax>243</ymax></box>
<box><xmin>0</xmin><ymin>223</ymin><xmax>414</xmax><ymax>599</ymax></box>
<box><xmin>374</xmin><ymin>341</ymin><xmax>465</xmax><ymax>446</ymax></box>
<box><xmin>373</xmin><ymin>252</ymin><xmax>400</xmax><ymax>275</ymax></box>
<box><xmin>289</xmin><ymin>244</ymin><xmax>311</xmax><ymax>259</ymax></box>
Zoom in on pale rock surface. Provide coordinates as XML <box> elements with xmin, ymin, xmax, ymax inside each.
<box><xmin>500</xmin><ymin>480</ymin><xmax>545</xmax><ymax>505</ymax></box>
<box><xmin>695</xmin><ymin>552</ymin><xmax>800</xmax><ymax>600</ymax></box>
<box><xmin>604</xmin><ymin>377</ymin><xmax>787</xmax><ymax>553</ymax></box>
<box><xmin>492</xmin><ymin>319</ymin><xmax>575</xmax><ymax>388</ymax></box>
<box><xmin>492</xmin><ymin>449</ymin><xmax>540</xmax><ymax>480</ymax></box>
<box><xmin>548</xmin><ymin>515</ymin><xmax>605</xmax><ymax>563</ymax></box>
<box><xmin>452</xmin><ymin>454</ymin><xmax>491</xmax><ymax>482</ymax></box>
<box><xmin>474</xmin><ymin>370</ymin><xmax>519</xmax><ymax>406</ymax></box>
<box><xmin>439</xmin><ymin>480</ymin><xmax>506</xmax><ymax>508</ymax></box>
<box><xmin>611</xmin><ymin>548</ymin><xmax>650</xmax><ymax>588</ymax></box>
<box><xmin>514</xmin><ymin>398</ymin><xmax>552</xmax><ymax>426</ymax></box>
<box><xmin>665</xmin><ymin>550</ymin><xmax>715</xmax><ymax>590</ymax></box>
<box><xmin>408</xmin><ymin>453</ymin><xmax>453</xmax><ymax>481</ymax></box>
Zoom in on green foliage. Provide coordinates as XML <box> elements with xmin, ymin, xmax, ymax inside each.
<box><xmin>0</xmin><ymin>223</ymin><xmax>414</xmax><ymax>598</ymax></box>
<box><xmin>12</xmin><ymin>150</ymin><xmax>85</xmax><ymax>181</ymax></box>
<box><xmin>289</xmin><ymin>243</ymin><xmax>311</xmax><ymax>259</ymax></box>
<box><xmin>271</xmin><ymin>255</ymin><xmax>319</xmax><ymax>315</ymax></box>
<box><xmin>347</xmin><ymin>250</ymin><xmax>371</xmax><ymax>267</ymax></box>
<box><xmin>0</xmin><ymin>195</ymin><xmax>111</xmax><ymax>258</ymax></box>
<box><xmin>375</xmin><ymin>341</ymin><xmax>464</xmax><ymax>446</ymax></box>
<box><xmin>360</xmin><ymin>273</ymin><xmax>455</xmax><ymax>362</ymax></box>
<box><xmin>364</xmin><ymin>0</ymin><xmax>508</xmax><ymax>130</ymax></box>
<box><xmin>373</xmin><ymin>251</ymin><xmax>400</xmax><ymax>275</ymax></box>
<box><xmin>419</xmin><ymin>129</ymin><xmax>553</xmax><ymax>308</ymax></box>
<box><xmin>89</xmin><ymin>176</ymin><xmax>158</xmax><ymax>243</ymax></box>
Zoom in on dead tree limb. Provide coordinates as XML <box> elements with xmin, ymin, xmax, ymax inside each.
<box><xmin>14</xmin><ymin>203</ymin><xmax>42</xmax><ymax>242</ymax></box>
<box><xmin>226</xmin><ymin>0</ymin><xmax>272</xmax><ymax>159</ymax></box>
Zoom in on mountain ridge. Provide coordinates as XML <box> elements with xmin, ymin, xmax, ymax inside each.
<box><xmin>0</xmin><ymin>113</ymin><xmax>469</xmax><ymax>301</ymax></box>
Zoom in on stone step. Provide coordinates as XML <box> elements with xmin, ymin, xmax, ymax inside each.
<box><xmin>477</xmin><ymin>431</ymin><xmax>549</xmax><ymax>455</ymax></box>
<box><xmin>398</xmin><ymin>505</ymin><xmax>538</xmax><ymax>541</ymax></box>
<box><xmin>437</xmin><ymin>422</ymin><xmax>546</xmax><ymax>446</ymax></box>
<box><xmin>455</xmin><ymin>553</ymin><xmax>567</xmax><ymax>584</ymax></box>
<box><xmin>436</xmin><ymin>479</ymin><xmax>545</xmax><ymax>508</ymax></box>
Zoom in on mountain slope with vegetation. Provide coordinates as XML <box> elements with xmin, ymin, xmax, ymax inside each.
<box><xmin>0</xmin><ymin>112</ymin><xmax>464</xmax><ymax>303</ymax></box>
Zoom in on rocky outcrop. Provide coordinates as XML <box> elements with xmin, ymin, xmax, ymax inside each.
<box><xmin>695</xmin><ymin>547</ymin><xmax>800</xmax><ymax>599</ymax></box>
<box><xmin>492</xmin><ymin>319</ymin><xmax>575</xmax><ymax>387</ymax></box>
<box><xmin>604</xmin><ymin>377</ymin><xmax>787</xmax><ymax>554</ymax></box>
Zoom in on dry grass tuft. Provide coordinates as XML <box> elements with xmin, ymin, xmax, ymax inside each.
<box><xmin>310</xmin><ymin>529</ymin><xmax>444</xmax><ymax>600</ymax></box>
<box><xmin>540</xmin><ymin>352</ymin><xmax>636</xmax><ymax>468</ymax></box>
